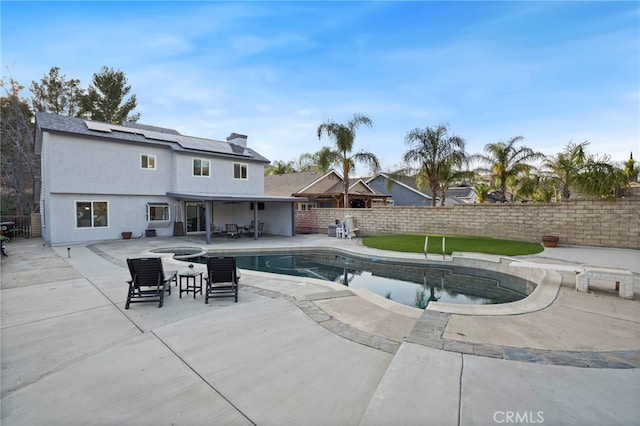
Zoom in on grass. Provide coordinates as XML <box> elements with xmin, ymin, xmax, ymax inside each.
<box><xmin>362</xmin><ymin>234</ymin><xmax>544</xmax><ymax>256</ymax></box>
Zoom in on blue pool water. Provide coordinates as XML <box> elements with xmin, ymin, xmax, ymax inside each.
<box><xmin>191</xmin><ymin>252</ymin><xmax>532</xmax><ymax>308</ymax></box>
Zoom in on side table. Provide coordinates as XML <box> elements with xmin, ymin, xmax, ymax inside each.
<box><xmin>179</xmin><ymin>270</ymin><xmax>203</xmax><ymax>299</ymax></box>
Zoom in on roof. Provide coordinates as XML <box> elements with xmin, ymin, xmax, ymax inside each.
<box><xmin>367</xmin><ymin>173</ymin><xmax>434</xmax><ymax>199</ymax></box>
<box><xmin>446</xmin><ymin>185</ymin><xmax>475</xmax><ymax>199</ymax></box>
<box><xmin>264</xmin><ymin>170</ymin><xmax>388</xmax><ymax>198</ymax></box>
<box><xmin>264</xmin><ymin>171</ymin><xmax>342</xmax><ymax>195</ymax></box>
<box><xmin>34</xmin><ymin>112</ymin><xmax>269</xmax><ymax>163</ymax></box>
<box><xmin>167</xmin><ymin>192</ymin><xmax>305</xmax><ymax>203</ymax></box>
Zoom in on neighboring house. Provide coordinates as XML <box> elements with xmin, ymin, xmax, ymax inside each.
<box><xmin>366</xmin><ymin>173</ymin><xmax>432</xmax><ymax>206</ymax></box>
<box><xmin>34</xmin><ymin>112</ymin><xmax>301</xmax><ymax>245</ymax></box>
<box><xmin>264</xmin><ymin>169</ymin><xmax>389</xmax><ymax>209</ymax></box>
<box><xmin>442</xmin><ymin>185</ymin><xmax>478</xmax><ymax>204</ymax></box>
<box><xmin>366</xmin><ymin>173</ymin><xmax>481</xmax><ymax>206</ymax></box>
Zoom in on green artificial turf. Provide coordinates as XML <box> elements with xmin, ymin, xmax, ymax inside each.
<box><xmin>362</xmin><ymin>234</ymin><xmax>544</xmax><ymax>256</ymax></box>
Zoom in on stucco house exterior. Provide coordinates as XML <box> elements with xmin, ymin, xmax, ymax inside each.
<box><xmin>34</xmin><ymin>112</ymin><xmax>301</xmax><ymax>245</ymax></box>
<box><xmin>366</xmin><ymin>173</ymin><xmax>480</xmax><ymax>206</ymax></box>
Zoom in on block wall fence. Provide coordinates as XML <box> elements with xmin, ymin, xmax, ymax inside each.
<box><xmin>295</xmin><ymin>200</ymin><xmax>640</xmax><ymax>249</ymax></box>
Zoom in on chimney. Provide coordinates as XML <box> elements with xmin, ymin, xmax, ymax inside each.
<box><xmin>227</xmin><ymin>133</ymin><xmax>248</xmax><ymax>148</ymax></box>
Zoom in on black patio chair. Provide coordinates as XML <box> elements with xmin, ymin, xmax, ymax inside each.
<box><xmin>204</xmin><ymin>256</ymin><xmax>239</xmax><ymax>303</ymax></box>
<box><xmin>125</xmin><ymin>257</ymin><xmax>177</xmax><ymax>309</ymax></box>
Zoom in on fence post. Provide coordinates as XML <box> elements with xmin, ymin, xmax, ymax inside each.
<box><xmin>31</xmin><ymin>213</ymin><xmax>41</xmax><ymax>237</ymax></box>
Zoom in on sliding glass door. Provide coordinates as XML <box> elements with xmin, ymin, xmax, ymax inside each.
<box><xmin>185</xmin><ymin>202</ymin><xmax>207</xmax><ymax>233</ymax></box>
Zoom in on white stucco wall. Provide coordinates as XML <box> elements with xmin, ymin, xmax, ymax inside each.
<box><xmin>173</xmin><ymin>153</ymin><xmax>265</xmax><ymax>196</ymax></box>
<box><xmin>45</xmin><ymin>133</ymin><xmax>174</xmax><ymax>195</ymax></box>
<box><xmin>45</xmin><ymin>194</ymin><xmax>177</xmax><ymax>245</ymax></box>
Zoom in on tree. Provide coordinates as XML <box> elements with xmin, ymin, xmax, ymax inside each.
<box><xmin>82</xmin><ymin>66</ymin><xmax>140</xmax><ymax>123</ymax></box>
<box><xmin>472</xmin><ymin>182</ymin><xmax>492</xmax><ymax>204</ymax></box>
<box><xmin>436</xmin><ymin>164</ymin><xmax>474</xmax><ymax>206</ymax></box>
<box><xmin>264</xmin><ymin>160</ymin><xmax>296</xmax><ymax>176</ymax></box>
<box><xmin>1</xmin><ymin>76</ymin><xmax>38</xmax><ymax>214</ymax></box>
<box><xmin>542</xmin><ymin>141</ymin><xmax>589</xmax><ymax>201</ymax></box>
<box><xmin>317</xmin><ymin>113</ymin><xmax>380</xmax><ymax>207</ymax></box>
<box><xmin>402</xmin><ymin>123</ymin><xmax>467</xmax><ymax>207</ymax></box>
<box><xmin>473</xmin><ymin>136</ymin><xmax>544</xmax><ymax>203</ymax></box>
<box><xmin>544</xmin><ymin>142</ymin><xmax>629</xmax><ymax>200</ymax></box>
<box><xmin>312</xmin><ymin>146</ymin><xmax>337</xmax><ymax>174</ymax></box>
<box><xmin>574</xmin><ymin>154</ymin><xmax>625</xmax><ymax>199</ymax></box>
<box><xmin>622</xmin><ymin>152</ymin><xmax>639</xmax><ymax>183</ymax></box>
<box><xmin>30</xmin><ymin>66</ymin><xmax>85</xmax><ymax>116</ymax></box>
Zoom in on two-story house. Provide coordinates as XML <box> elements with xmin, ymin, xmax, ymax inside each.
<box><xmin>34</xmin><ymin>112</ymin><xmax>301</xmax><ymax>245</ymax></box>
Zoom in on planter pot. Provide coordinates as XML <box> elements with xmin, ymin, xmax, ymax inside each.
<box><xmin>541</xmin><ymin>235</ymin><xmax>559</xmax><ymax>248</ymax></box>
<box><xmin>121</xmin><ymin>232</ymin><xmax>133</xmax><ymax>240</ymax></box>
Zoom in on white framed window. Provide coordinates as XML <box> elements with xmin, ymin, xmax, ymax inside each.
<box><xmin>147</xmin><ymin>203</ymin><xmax>170</xmax><ymax>222</ymax></box>
<box><xmin>298</xmin><ymin>203</ymin><xmax>316</xmax><ymax>211</ymax></box>
<box><xmin>193</xmin><ymin>159</ymin><xmax>210</xmax><ymax>177</ymax></box>
<box><xmin>234</xmin><ymin>163</ymin><xmax>248</xmax><ymax>180</ymax></box>
<box><xmin>141</xmin><ymin>154</ymin><xmax>156</xmax><ymax>169</ymax></box>
<box><xmin>76</xmin><ymin>201</ymin><xmax>108</xmax><ymax>228</ymax></box>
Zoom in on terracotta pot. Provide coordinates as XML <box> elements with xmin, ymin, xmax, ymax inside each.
<box><xmin>541</xmin><ymin>235</ymin><xmax>559</xmax><ymax>247</ymax></box>
<box><xmin>121</xmin><ymin>232</ymin><xmax>133</xmax><ymax>240</ymax></box>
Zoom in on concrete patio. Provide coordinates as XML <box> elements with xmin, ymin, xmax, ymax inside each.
<box><xmin>1</xmin><ymin>234</ymin><xmax>639</xmax><ymax>425</ymax></box>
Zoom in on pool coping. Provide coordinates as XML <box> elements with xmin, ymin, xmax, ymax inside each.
<box><xmin>132</xmin><ymin>243</ymin><xmax>640</xmax><ymax>368</ymax></box>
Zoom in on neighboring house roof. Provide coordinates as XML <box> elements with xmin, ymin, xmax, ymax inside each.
<box><xmin>366</xmin><ymin>173</ymin><xmax>434</xmax><ymax>199</ymax></box>
<box><xmin>264</xmin><ymin>170</ymin><xmax>334</xmax><ymax>196</ymax></box>
<box><xmin>264</xmin><ymin>170</ymin><xmax>388</xmax><ymax>198</ymax></box>
<box><xmin>34</xmin><ymin>112</ymin><xmax>269</xmax><ymax>163</ymax></box>
<box><xmin>446</xmin><ymin>185</ymin><xmax>474</xmax><ymax>199</ymax></box>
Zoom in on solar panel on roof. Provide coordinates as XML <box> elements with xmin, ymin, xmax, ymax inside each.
<box><xmin>84</xmin><ymin>121</ymin><xmax>112</xmax><ymax>132</ymax></box>
<box><xmin>109</xmin><ymin>124</ymin><xmax>142</xmax><ymax>135</ymax></box>
<box><xmin>141</xmin><ymin>130</ymin><xmax>180</xmax><ymax>143</ymax></box>
<box><xmin>84</xmin><ymin>118</ymin><xmax>252</xmax><ymax>157</ymax></box>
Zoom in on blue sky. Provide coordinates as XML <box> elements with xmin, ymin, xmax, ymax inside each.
<box><xmin>2</xmin><ymin>1</ymin><xmax>639</xmax><ymax>175</ymax></box>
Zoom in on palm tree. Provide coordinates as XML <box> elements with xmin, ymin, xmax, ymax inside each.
<box><xmin>264</xmin><ymin>160</ymin><xmax>295</xmax><ymax>176</ymax></box>
<box><xmin>473</xmin><ymin>136</ymin><xmax>544</xmax><ymax>202</ymax></box>
<box><xmin>543</xmin><ymin>141</ymin><xmax>589</xmax><ymax>201</ymax></box>
<box><xmin>402</xmin><ymin>123</ymin><xmax>466</xmax><ymax>206</ymax></box>
<box><xmin>317</xmin><ymin>113</ymin><xmax>380</xmax><ymax>207</ymax></box>
<box><xmin>435</xmin><ymin>164</ymin><xmax>474</xmax><ymax>206</ymax></box>
<box><xmin>574</xmin><ymin>154</ymin><xmax>625</xmax><ymax>199</ymax></box>
<box><xmin>472</xmin><ymin>182</ymin><xmax>492</xmax><ymax>203</ymax></box>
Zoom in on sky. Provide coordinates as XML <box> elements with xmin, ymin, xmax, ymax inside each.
<box><xmin>2</xmin><ymin>1</ymin><xmax>639</xmax><ymax>176</ymax></box>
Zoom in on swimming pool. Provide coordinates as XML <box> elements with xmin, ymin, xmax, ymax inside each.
<box><xmin>188</xmin><ymin>252</ymin><xmax>533</xmax><ymax>308</ymax></box>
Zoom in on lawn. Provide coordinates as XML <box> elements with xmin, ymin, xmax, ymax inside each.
<box><xmin>362</xmin><ymin>234</ymin><xmax>544</xmax><ymax>256</ymax></box>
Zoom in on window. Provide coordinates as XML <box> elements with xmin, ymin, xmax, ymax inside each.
<box><xmin>234</xmin><ymin>163</ymin><xmax>248</xmax><ymax>180</ymax></box>
<box><xmin>193</xmin><ymin>159</ymin><xmax>210</xmax><ymax>177</ymax></box>
<box><xmin>76</xmin><ymin>201</ymin><xmax>108</xmax><ymax>228</ymax></box>
<box><xmin>298</xmin><ymin>203</ymin><xmax>316</xmax><ymax>211</ymax></box>
<box><xmin>147</xmin><ymin>203</ymin><xmax>170</xmax><ymax>222</ymax></box>
<box><xmin>141</xmin><ymin>154</ymin><xmax>156</xmax><ymax>169</ymax></box>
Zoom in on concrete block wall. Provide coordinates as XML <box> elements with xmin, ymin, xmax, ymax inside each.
<box><xmin>295</xmin><ymin>200</ymin><xmax>640</xmax><ymax>249</ymax></box>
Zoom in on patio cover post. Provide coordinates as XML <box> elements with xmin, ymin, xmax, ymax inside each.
<box><xmin>252</xmin><ymin>202</ymin><xmax>258</xmax><ymax>240</ymax></box>
<box><xmin>205</xmin><ymin>202</ymin><xmax>211</xmax><ymax>244</ymax></box>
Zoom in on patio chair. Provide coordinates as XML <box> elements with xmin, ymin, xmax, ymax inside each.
<box><xmin>225</xmin><ymin>223</ymin><xmax>240</xmax><ymax>239</ymax></box>
<box><xmin>248</xmin><ymin>221</ymin><xmax>265</xmax><ymax>237</ymax></box>
<box><xmin>204</xmin><ymin>256</ymin><xmax>239</xmax><ymax>303</ymax></box>
<box><xmin>125</xmin><ymin>257</ymin><xmax>177</xmax><ymax>309</ymax></box>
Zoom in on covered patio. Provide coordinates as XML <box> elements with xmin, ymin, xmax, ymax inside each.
<box><xmin>166</xmin><ymin>192</ymin><xmax>305</xmax><ymax>243</ymax></box>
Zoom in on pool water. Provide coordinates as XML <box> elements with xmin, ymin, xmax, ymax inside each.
<box><xmin>192</xmin><ymin>252</ymin><xmax>531</xmax><ymax>308</ymax></box>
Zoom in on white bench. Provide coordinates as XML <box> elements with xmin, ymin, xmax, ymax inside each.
<box><xmin>576</xmin><ymin>265</ymin><xmax>634</xmax><ymax>300</ymax></box>
<box><xmin>510</xmin><ymin>261</ymin><xmax>635</xmax><ymax>300</ymax></box>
